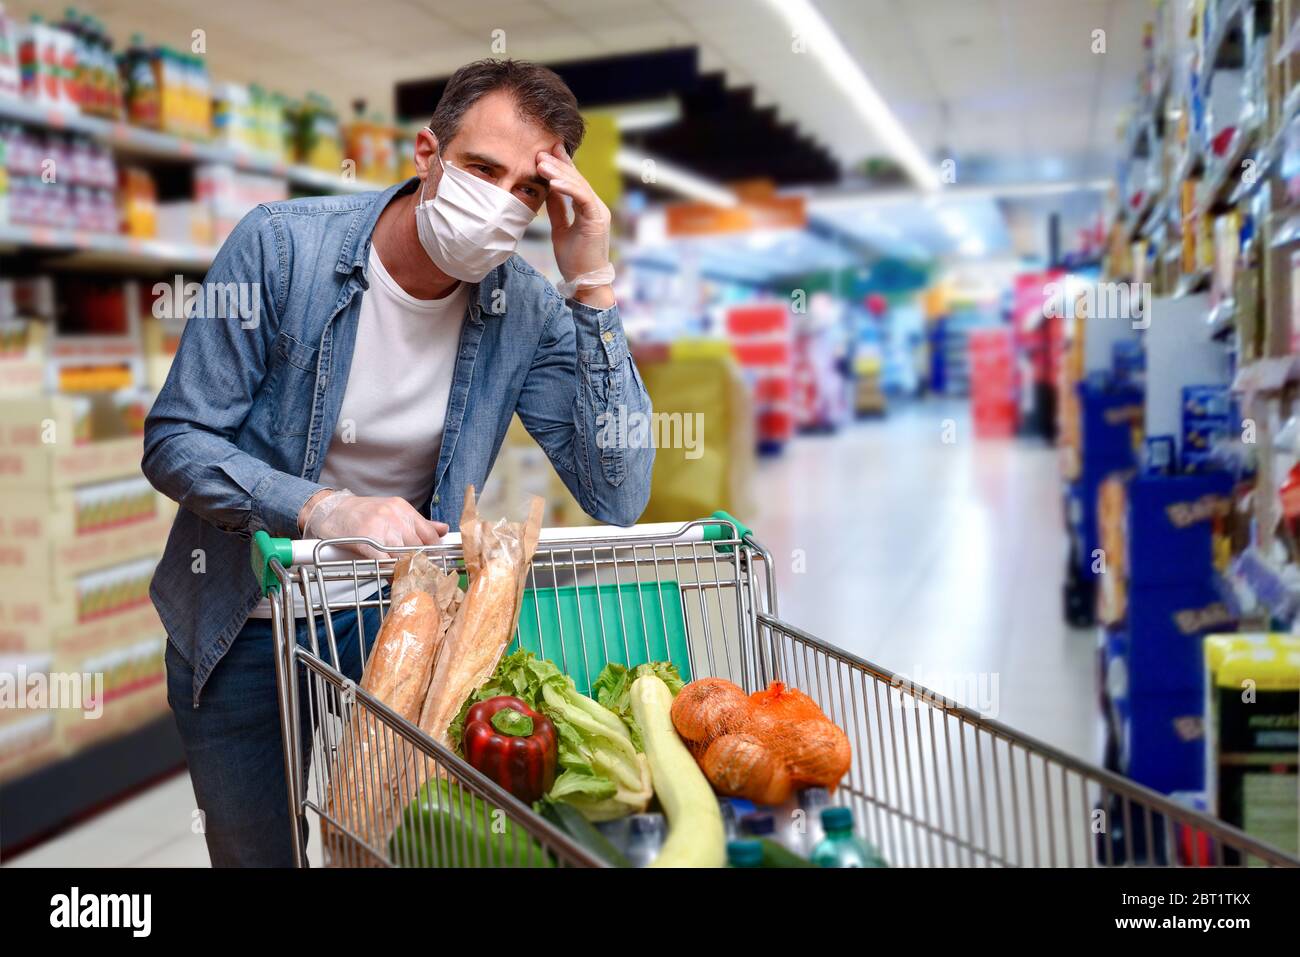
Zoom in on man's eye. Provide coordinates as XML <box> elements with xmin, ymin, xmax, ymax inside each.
<box><xmin>471</xmin><ymin>165</ymin><xmax>493</xmax><ymax>176</ymax></box>
<box><xmin>517</xmin><ymin>186</ymin><xmax>538</xmax><ymax>198</ymax></box>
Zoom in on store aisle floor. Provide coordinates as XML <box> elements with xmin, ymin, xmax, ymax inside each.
<box><xmin>752</xmin><ymin>398</ymin><xmax>1099</xmax><ymax>764</ymax></box>
<box><xmin>6</xmin><ymin>397</ymin><xmax>1099</xmax><ymax>866</ymax></box>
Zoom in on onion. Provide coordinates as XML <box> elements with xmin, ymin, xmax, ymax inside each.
<box><xmin>700</xmin><ymin>733</ymin><xmax>793</xmax><ymax>805</ymax></box>
<box><xmin>670</xmin><ymin>678</ymin><xmax>751</xmax><ymax>744</ymax></box>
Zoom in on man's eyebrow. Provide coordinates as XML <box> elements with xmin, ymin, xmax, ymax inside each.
<box><xmin>460</xmin><ymin>150</ymin><xmax>549</xmax><ymax>190</ymax></box>
<box><xmin>459</xmin><ymin>151</ymin><xmax>505</xmax><ymax>170</ymax></box>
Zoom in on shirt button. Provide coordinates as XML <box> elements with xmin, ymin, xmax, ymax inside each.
<box><xmin>432</xmin><ymin>493</ymin><xmax>440</xmax><ymax>505</ymax></box>
<box><xmin>602</xmin><ymin>331</ymin><xmax>614</xmax><ymax>343</ymax></box>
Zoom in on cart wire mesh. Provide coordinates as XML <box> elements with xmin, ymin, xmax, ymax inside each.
<box><xmin>266</xmin><ymin>519</ymin><xmax>1299</xmax><ymax>868</ymax></box>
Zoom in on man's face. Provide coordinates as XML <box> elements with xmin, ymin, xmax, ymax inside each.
<box><xmin>425</xmin><ymin>90</ymin><xmax>557</xmax><ymax>214</ymax></box>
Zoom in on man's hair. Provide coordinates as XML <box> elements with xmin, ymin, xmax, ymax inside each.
<box><xmin>429</xmin><ymin>59</ymin><xmax>585</xmax><ymax>157</ymax></box>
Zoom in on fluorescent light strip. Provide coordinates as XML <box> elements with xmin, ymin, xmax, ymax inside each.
<box><xmin>615</xmin><ymin>147</ymin><xmax>740</xmax><ymax>207</ymax></box>
<box><xmin>806</xmin><ymin>178</ymin><xmax>1113</xmax><ymax>212</ymax></box>
<box><xmin>760</xmin><ymin>0</ymin><xmax>939</xmax><ymax>191</ymax></box>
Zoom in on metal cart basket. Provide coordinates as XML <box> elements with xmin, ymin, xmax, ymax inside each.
<box><xmin>253</xmin><ymin>515</ymin><xmax>1300</xmax><ymax>868</ymax></box>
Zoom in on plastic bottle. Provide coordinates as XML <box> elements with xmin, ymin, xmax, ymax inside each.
<box><xmin>739</xmin><ymin>810</ymin><xmax>777</xmax><ymax>839</ymax></box>
<box><xmin>20</xmin><ymin>15</ymin><xmax>59</xmax><ymax>105</ymax></box>
<box><xmin>811</xmin><ymin>806</ymin><xmax>887</xmax><ymax>868</ymax></box>
<box><xmin>797</xmin><ymin>786</ymin><xmax>830</xmax><ymax>855</ymax></box>
<box><xmin>623</xmin><ymin>812</ymin><xmax>666</xmax><ymax>868</ymax></box>
<box><xmin>0</xmin><ymin>4</ymin><xmax>18</xmax><ymax>99</ymax></box>
<box><xmin>122</xmin><ymin>33</ymin><xmax>159</xmax><ymax>129</ymax></box>
<box><xmin>727</xmin><ymin>839</ymin><xmax>765</xmax><ymax>868</ymax></box>
<box><xmin>51</xmin><ymin>16</ymin><xmax>76</xmax><ymax>108</ymax></box>
<box><xmin>60</xmin><ymin>7</ymin><xmax>85</xmax><ymax>109</ymax></box>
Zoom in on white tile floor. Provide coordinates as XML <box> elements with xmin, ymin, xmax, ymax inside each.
<box><xmin>5</xmin><ymin>397</ymin><xmax>1099</xmax><ymax>867</ymax></box>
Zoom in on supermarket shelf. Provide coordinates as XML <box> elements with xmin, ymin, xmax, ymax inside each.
<box><xmin>1233</xmin><ymin>355</ymin><xmax>1300</xmax><ymax>393</ymax></box>
<box><xmin>0</xmin><ymin>713</ymin><xmax>184</xmax><ymax>858</ymax></box>
<box><xmin>1203</xmin><ymin>0</ymin><xmax>1246</xmax><ymax>85</ymax></box>
<box><xmin>1228</xmin><ymin>87</ymin><xmax>1300</xmax><ymax>206</ymax></box>
<box><xmin>0</xmin><ymin>222</ymin><xmax>217</xmax><ymax>270</ymax></box>
<box><xmin>0</xmin><ymin>95</ymin><xmax>388</xmax><ymax>194</ymax></box>
<box><xmin>1173</xmin><ymin>268</ymin><xmax>1212</xmax><ymax>298</ymax></box>
<box><xmin>1196</xmin><ymin>118</ymin><xmax>1260</xmax><ymax>217</ymax></box>
<box><xmin>1207</xmin><ymin>298</ymin><xmax>1236</xmax><ymax>340</ymax></box>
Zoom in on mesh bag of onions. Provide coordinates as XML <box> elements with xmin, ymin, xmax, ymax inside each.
<box><xmin>669</xmin><ymin>679</ymin><xmax>852</xmax><ymax>805</ymax></box>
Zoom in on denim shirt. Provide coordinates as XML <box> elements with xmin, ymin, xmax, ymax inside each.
<box><xmin>143</xmin><ymin>177</ymin><xmax>653</xmax><ymax>706</ymax></box>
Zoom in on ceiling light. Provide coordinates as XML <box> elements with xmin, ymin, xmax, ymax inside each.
<box><xmin>806</xmin><ymin>177</ymin><xmax>1113</xmax><ymax>212</ymax></box>
<box><xmin>615</xmin><ymin>147</ymin><xmax>740</xmax><ymax>207</ymax></box>
<box><xmin>588</xmin><ymin>98</ymin><xmax>683</xmax><ymax>133</ymax></box>
<box><xmin>760</xmin><ymin>0</ymin><xmax>940</xmax><ymax>191</ymax></box>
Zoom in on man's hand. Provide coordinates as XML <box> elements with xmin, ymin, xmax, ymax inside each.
<box><xmin>299</xmin><ymin>490</ymin><xmax>448</xmax><ymax>559</ymax></box>
<box><xmin>538</xmin><ymin>143</ymin><xmax>614</xmax><ymax>308</ymax></box>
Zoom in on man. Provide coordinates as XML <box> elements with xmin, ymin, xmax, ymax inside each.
<box><xmin>142</xmin><ymin>59</ymin><xmax>654</xmax><ymax>866</ymax></box>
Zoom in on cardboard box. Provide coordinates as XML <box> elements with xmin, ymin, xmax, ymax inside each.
<box><xmin>1123</xmin><ymin>689</ymin><xmax>1205</xmax><ymax>794</ymax></box>
<box><xmin>0</xmin><ymin>597</ymin><xmax>162</xmax><ymax>655</ymax></box>
<box><xmin>0</xmin><ymin>392</ymin><xmax>150</xmax><ymax>488</ymax></box>
<box><xmin>1077</xmin><ymin>380</ymin><xmax>1143</xmax><ymax>463</ymax></box>
<box><xmin>1126</xmin><ymin>472</ymin><xmax>1233</xmax><ymax>586</ymax></box>
<box><xmin>1128</xmin><ymin>581</ymin><xmax>1236</xmax><ymax>695</ymax></box>
<box><xmin>0</xmin><ymin>710</ymin><xmax>64</xmax><ymax>783</ymax></box>
<box><xmin>0</xmin><ymin>554</ymin><xmax>157</xmax><ymax>630</ymax></box>
<box><xmin>0</xmin><ymin>488</ymin><xmax>173</xmax><ymax>585</ymax></box>
<box><xmin>55</xmin><ymin>631</ymin><xmax>168</xmax><ymax>753</ymax></box>
<box><xmin>0</xmin><ymin>647</ymin><xmax>68</xmax><ymax>783</ymax></box>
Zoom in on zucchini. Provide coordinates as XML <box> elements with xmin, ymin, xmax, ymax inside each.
<box><xmin>630</xmin><ymin>674</ymin><xmax>727</xmax><ymax>867</ymax></box>
<box><xmin>539</xmin><ymin>800</ymin><xmax>631</xmax><ymax>867</ymax></box>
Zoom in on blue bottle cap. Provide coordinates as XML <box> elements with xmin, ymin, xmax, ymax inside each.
<box><xmin>727</xmin><ymin>839</ymin><xmax>764</xmax><ymax>867</ymax></box>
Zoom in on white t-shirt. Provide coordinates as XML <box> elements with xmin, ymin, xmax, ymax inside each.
<box><xmin>249</xmin><ymin>245</ymin><xmax>467</xmax><ymax>618</ymax></box>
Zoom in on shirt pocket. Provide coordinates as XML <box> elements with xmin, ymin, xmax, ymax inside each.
<box><xmin>271</xmin><ymin>331</ymin><xmax>320</xmax><ymax>437</ymax></box>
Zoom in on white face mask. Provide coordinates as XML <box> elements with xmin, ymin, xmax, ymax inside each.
<box><xmin>415</xmin><ymin>142</ymin><xmax>535</xmax><ymax>282</ymax></box>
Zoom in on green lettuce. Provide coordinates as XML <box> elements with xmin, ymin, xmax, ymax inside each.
<box><xmin>592</xmin><ymin>661</ymin><xmax>684</xmax><ymax>750</ymax></box>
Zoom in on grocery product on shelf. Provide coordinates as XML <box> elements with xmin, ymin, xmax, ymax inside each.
<box><xmin>344</xmin><ymin>109</ymin><xmax>398</xmax><ymax>184</ymax></box>
<box><xmin>119</xmin><ymin>32</ymin><xmax>158</xmax><ymax>129</ymax></box>
<box><xmin>2</xmin><ymin>126</ymin><xmax>116</xmax><ymax>232</ymax></box>
<box><xmin>117</xmin><ymin>164</ymin><xmax>156</xmax><ymax>238</ymax></box>
<box><xmin>291</xmin><ymin>93</ymin><xmax>344</xmax><ymax>174</ymax></box>
<box><xmin>0</xmin><ymin>5</ymin><xmax>21</xmax><ymax>101</ymax></box>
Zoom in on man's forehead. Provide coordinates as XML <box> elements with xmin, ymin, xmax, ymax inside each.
<box><xmin>457</xmin><ymin>92</ymin><xmax>558</xmax><ymax>150</ymax></box>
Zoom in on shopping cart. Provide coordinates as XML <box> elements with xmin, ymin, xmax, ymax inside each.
<box><xmin>254</xmin><ymin>514</ymin><xmax>1300</xmax><ymax>868</ymax></box>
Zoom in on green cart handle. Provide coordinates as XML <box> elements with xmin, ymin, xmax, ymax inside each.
<box><xmin>703</xmin><ymin>510</ymin><xmax>753</xmax><ymax>552</ymax></box>
<box><xmin>252</xmin><ymin>530</ymin><xmax>294</xmax><ymax>597</ymax></box>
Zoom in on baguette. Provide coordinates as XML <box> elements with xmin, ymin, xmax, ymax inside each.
<box><xmin>416</xmin><ymin>487</ymin><xmax>544</xmax><ymax>749</ymax></box>
<box><xmin>324</xmin><ymin>552</ymin><xmax>462</xmax><ymax>863</ymax></box>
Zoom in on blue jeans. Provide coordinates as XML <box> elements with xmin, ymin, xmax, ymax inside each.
<box><xmin>165</xmin><ymin>605</ymin><xmax>381</xmax><ymax>867</ymax></box>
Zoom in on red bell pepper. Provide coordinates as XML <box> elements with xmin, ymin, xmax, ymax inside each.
<box><xmin>461</xmin><ymin>695</ymin><xmax>558</xmax><ymax>804</ymax></box>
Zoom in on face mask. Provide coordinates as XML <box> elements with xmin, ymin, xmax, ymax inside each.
<box><xmin>415</xmin><ymin>141</ymin><xmax>535</xmax><ymax>282</ymax></box>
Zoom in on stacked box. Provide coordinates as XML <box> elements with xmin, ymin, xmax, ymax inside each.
<box><xmin>0</xmin><ymin>394</ymin><xmax>170</xmax><ymax>779</ymax></box>
<box><xmin>968</xmin><ymin>328</ymin><xmax>1017</xmax><ymax>437</ymax></box>
<box><xmin>1115</xmin><ymin>472</ymin><xmax>1236</xmax><ymax>795</ymax></box>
